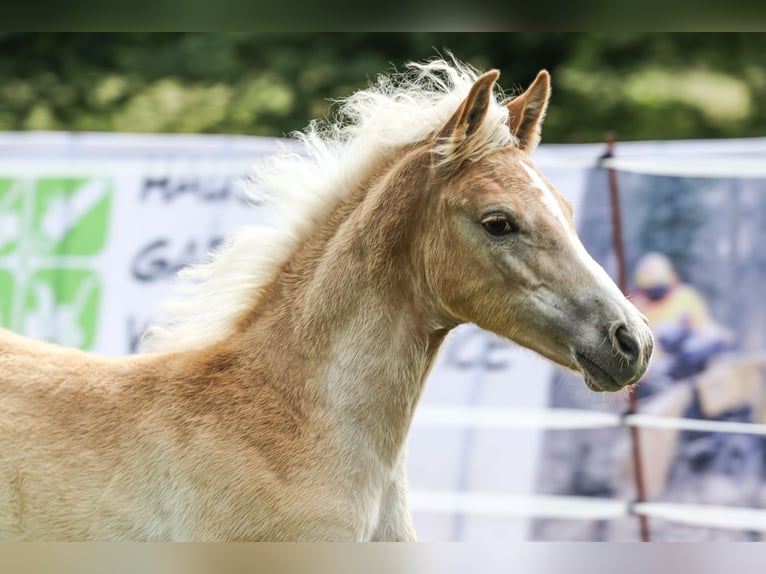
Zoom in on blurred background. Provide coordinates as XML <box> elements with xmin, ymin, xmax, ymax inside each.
<box><xmin>2</xmin><ymin>33</ymin><xmax>766</xmax><ymax>542</ymax></box>
<box><xmin>1</xmin><ymin>32</ymin><xmax>765</xmax><ymax>142</ymax></box>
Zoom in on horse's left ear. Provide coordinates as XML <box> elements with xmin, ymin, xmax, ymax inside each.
<box><xmin>436</xmin><ymin>69</ymin><xmax>500</xmax><ymax>155</ymax></box>
<box><xmin>507</xmin><ymin>70</ymin><xmax>551</xmax><ymax>153</ymax></box>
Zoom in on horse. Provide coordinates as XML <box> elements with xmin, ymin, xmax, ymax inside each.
<box><xmin>0</xmin><ymin>59</ymin><xmax>653</xmax><ymax>541</ymax></box>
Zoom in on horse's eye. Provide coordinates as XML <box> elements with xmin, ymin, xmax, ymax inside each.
<box><xmin>481</xmin><ymin>213</ymin><xmax>517</xmax><ymax>237</ymax></box>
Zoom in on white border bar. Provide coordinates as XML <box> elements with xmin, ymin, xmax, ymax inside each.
<box><xmin>409</xmin><ymin>491</ymin><xmax>766</xmax><ymax>532</ymax></box>
<box><xmin>625</xmin><ymin>413</ymin><xmax>766</xmax><ymax>436</ymax></box>
<box><xmin>601</xmin><ymin>156</ymin><xmax>766</xmax><ymax>179</ymax></box>
<box><xmin>409</xmin><ymin>491</ymin><xmax>627</xmax><ymax>521</ymax></box>
<box><xmin>413</xmin><ymin>406</ymin><xmax>621</xmax><ymax>430</ymax></box>
<box><xmin>635</xmin><ymin>502</ymin><xmax>766</xmax><ymax>532</ymax></box>
<box><xmin>413</xmin><ymin>406</ymin><xmax>766</xmax><ymax>436</ymax></box>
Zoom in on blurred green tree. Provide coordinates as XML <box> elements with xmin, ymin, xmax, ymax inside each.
<box><xmin>0</xmin><ymin>33</ymin><xmax>763</xmax><ymax>142</ymax></box>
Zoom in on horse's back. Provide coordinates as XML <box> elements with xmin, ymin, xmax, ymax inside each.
<box><xmin>0</xmin><ymin>327</ymin><xmax>149</xmax><ymax>539</ymax></box>
<box><xmin>0</xmin><ymin>327</ymin><xmax>121</xmax><ymax>408</ymax></box>
<box><xmin>0</xmin><ymin>326</ymin><xmax>102</xmax><ymax>370</ymax></box>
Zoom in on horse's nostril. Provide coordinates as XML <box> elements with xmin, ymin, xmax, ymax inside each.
<box><xmin>614</xmin><ymin>324</ymin><xmax>640</xmax><ymax>363</ymax></box>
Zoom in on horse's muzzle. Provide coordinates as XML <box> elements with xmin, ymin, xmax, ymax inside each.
<box><xmin>577</xmin><ymin>320</ymin><xmax>654</xmax><ymax>392</ymax></box>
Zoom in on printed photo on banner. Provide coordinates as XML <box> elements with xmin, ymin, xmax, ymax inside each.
<box><xmin>533</xmin><ymin>166</ymin><xmax>766</xmax><ymax>541</ymax></box>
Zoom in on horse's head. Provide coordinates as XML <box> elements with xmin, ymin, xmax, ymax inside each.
<box><xmin>423</xmin><ymin>69</ymin><xmax>653</xmax><ymax>392</ymax></box>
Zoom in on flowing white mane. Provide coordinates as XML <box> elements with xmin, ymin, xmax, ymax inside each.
<box><xmin>143</xmin><ymin>58</ymin><xmax>514</xmax><ymax>353</ymax></box>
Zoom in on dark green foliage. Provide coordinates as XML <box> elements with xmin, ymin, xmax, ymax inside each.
<box><xmin>1</xmin><ymin>33</ymin><xmax>764</xmax><ymax>141</ymax></box>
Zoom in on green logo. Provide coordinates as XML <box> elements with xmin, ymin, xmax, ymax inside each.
<box><xmin>0</xmin><ymin>270</ymin><xmax>13</xmax><ymax>327</ymax></box>
<box><xmin>0</xmin><ymin>179</ymin><xmax>24</xmax><ymax>256</ymax></box>
<box><xmin>23</xmin><ymin>269</ymin><xmax>101</xmax><ymax>349</ymax></box>
<box><xmin>0</xmin><ymin>177</ymin><xmax>112</xmax><ymax>349</ymax></box>
<box><xmin>32</xmin><ymin>178</ymin><xmax>111</xmax><ymax>256</ymax></box>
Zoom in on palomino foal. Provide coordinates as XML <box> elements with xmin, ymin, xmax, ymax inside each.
<box><xmin>0</xmin><ymin>61</ymin><xmax>653</xmax><ymax>541</ymax></box>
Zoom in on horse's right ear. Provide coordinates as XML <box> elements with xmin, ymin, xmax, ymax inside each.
<box><xmin>435</xmin><ymin>70</ymin><xmax>500</xmax><ymax>160</ymax></box>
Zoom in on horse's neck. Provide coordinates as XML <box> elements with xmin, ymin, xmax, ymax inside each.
<box><xmin>306</xmin><ymin>289</ymin><xmax>445</xmax><ymax>465</ymax></box>
<box><xmin>230</xmin><ymin>147</ymin><xmax>450</xmax><ymax>467</ymax></box>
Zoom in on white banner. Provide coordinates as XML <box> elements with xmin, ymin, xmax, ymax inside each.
<box><xmin>2</xmin><ymin>132</ymin><xmax>764</xmax><ymax>541</ymax></box>
<box><xmin>0</xmin><ymin>133</ymin><xmax>284</xmax><ymax>355</ymax></box>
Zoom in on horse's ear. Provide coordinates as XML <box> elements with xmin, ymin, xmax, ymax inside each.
<box><xmin>436</xmin><ymin>69</ymin><xmax>500</xmax><ymax>152</ymax></box>
<box><xmin>507</xmin><ymin>70</ymin><xmax>550</xmax><ymax>153</ymax></box>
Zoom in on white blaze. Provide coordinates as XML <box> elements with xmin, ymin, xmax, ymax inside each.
<box><xmin>521</xmin><ymin>161</ymin><xmax>568</xmax><ymax>228</ymax></box>
<box><xmin>520</xmin><ymin>161</ymin><xmax>627</xmax><ymax>301</ymax></box>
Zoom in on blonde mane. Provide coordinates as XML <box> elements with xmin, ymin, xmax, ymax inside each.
<box><xmin>143</xmin><ymin>58</ymin><xmax>514</xmax><ymax>353</ymax></box>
